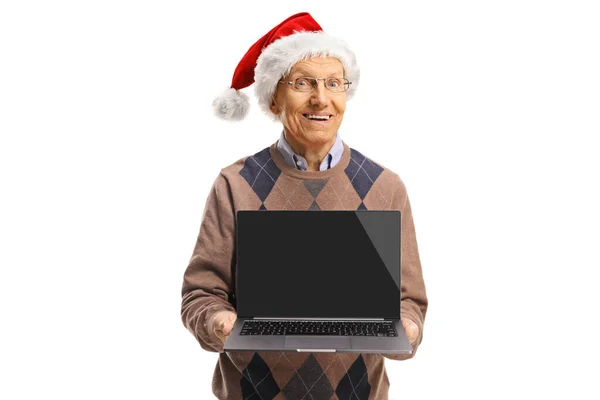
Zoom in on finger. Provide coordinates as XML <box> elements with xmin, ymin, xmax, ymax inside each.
<box><xmin>223</xmin><ymin>322</ymin><xmax>233</xmax><ymax>336</ymax></box>
<box><xmin>402</xmin><ymin>319</ymin><xmax>418</xmax><ymax>343</ymax></box>
<box><xmin>218</xmin><ymin>320</ymin><xmax>230</xmax><ymax>333</ymax></box>
<box><xmin>213</xmin><ymin>324</ymin><xmax>225</xmax><ymax>344</ymax></box>
<box><xmin>407</xmin><ymin>325</ymin><xmax>419</xmax><ymax>344</ymax></box>
<box><xmin>215</xmin><ymin>330</ymin><xmax>226</xmax><ymax>344</ymax></box>
<box><xmin>408</xmin><ymin>332</ymin><xmax>417</xmax><ymax>344</ymax></box>
<box><xmin>226</xmin><ymin>315</ymin><xmax>236</xmax><ymax>327</ymax></box>
<box><xmin>214</xmin><ymin>317</ymin><xmax>227</xmax><ymax>334</ymax></box>
<box><xmin>217</xmin><ymin>320</ymin><xmax>230</xmax><ymax>335</ymax></box>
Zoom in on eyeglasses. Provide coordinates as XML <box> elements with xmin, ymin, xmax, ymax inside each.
<box><xmin>278</xmin><ymin>77</ymin><xmax>352</xmax><ymax>93</ymax></box>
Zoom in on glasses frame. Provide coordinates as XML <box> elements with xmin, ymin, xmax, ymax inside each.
<box><xmin>278</xmin><ymin>76</ymin><xmax>352</xmax><ymax>93</ymax></box>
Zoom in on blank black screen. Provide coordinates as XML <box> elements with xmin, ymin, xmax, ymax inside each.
<box><xmin>235</xmin><ymin>211</ymin><xmax>400</xmax><ymax>319</ymax></box>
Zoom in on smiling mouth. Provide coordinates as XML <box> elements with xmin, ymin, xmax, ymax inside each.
<box><xmin>303</xmin><ymin>114</ymin><xmax>333</xmax><ymax>122</ymax></box>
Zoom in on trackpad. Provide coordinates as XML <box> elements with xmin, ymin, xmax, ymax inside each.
<box><xmin>284</xmin><ymin>336</ymin><xmax>351</xmax><ymax>349</ymax></box>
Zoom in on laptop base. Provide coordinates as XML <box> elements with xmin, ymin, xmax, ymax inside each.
<box><xmin>223</xmin><ymin>318</ymin><xmax>413</xmax><ymax>354</ymax></box>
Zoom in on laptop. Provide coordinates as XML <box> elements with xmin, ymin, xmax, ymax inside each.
<box><xmin>223</xmin><ymin>210</ymin><xmax>412</xmax><ymax>354</ymax></box>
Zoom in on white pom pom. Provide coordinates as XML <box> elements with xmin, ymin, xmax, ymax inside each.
<box><xmin>212</xmin><ymin>88</ymin><xmax>250</xmax><ymax>121</ymax></box>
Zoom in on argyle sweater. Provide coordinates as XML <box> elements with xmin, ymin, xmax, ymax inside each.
<box><xmin>181</xmin><ymin>140</ymin><xmax>428</xmax><ymax>400</ymax></box>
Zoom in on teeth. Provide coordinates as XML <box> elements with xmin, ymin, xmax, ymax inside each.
<box><xmin>305</xmin><ymin>114</ymin><xmax>330</xmax><ymax>120</ymax></box>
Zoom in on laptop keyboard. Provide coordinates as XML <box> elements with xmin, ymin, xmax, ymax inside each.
<box><xmin>240</xmin><ymin>320</ymin><xmax>398</xmax><ymax>337</ymax></box>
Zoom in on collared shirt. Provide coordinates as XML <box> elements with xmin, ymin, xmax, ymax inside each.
<box><xmin>276</xmin><ymin>130</ymin><xmax>344</xmax><ymax>171</ymax></box>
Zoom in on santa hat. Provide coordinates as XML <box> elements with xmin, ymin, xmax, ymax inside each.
<box><xmin>212</xmin><ymin>12</ymin><xmax>360</xmax><ymax>121</ymax></box>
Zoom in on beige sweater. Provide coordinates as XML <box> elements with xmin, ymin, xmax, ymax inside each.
<box><xmin>181</xmin><ymin>140</ymin><xmax>428</xmax><ymax>400</ymax></box>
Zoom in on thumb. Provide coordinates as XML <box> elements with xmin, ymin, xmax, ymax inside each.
<box><xmin>222</xmin><ymin>316</ymin><xmax>236</xmax><ymax>336</ymax></box>
<box><xmin>403</xmin><ymin>319</ymin><xmax>419</xmax><ymax>344</ymax></box>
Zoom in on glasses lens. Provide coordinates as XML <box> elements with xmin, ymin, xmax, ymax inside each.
<box><xmin>293</xmin><ymin>78</ymin><xmax>315</xmax><ymax>92</ymax></box>
<box><xmin>326</xmin><ymin>78</ymin><xmax>346</xmax><ymax>92</ymax></box>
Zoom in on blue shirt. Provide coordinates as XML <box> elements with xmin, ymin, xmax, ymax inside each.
<box><xmin>276</xmin><ymin>131</ymin><xmax>344</xmax><ymax>171</ymax></box>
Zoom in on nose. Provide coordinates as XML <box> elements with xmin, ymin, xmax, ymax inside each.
<box><xmin>310</xmin><ymin>80</ymin><xmax>329</xmax><ymax>106</ymax></box>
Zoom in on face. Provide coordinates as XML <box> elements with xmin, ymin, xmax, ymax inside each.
<box><xmin>270</xmin><ymin>57</ymin><xmax>347</xmax><ymax>149</ymax></box>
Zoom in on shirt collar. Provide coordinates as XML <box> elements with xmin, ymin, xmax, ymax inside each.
<box><xmin>276</xmin><ymin>130</ymin><xmax>343</xmax><ymax>171</ymax></box>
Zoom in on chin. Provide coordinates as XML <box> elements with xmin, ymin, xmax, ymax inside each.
<box><xmin>307</xmin><ymin>131</ymin><xmax>336</xmax><ymax>142</ymax></box>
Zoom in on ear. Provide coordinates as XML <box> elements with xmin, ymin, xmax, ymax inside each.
<box><xmin>270</xmin><ymin>99</ymin><xmax>281</xmax><ymax>116</ymax></box>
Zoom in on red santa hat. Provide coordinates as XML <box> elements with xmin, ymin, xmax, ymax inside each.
<box><xmin>212</xmin><ymin>12</ymin><xmax>360</xmax><ymax>121</ymax></box>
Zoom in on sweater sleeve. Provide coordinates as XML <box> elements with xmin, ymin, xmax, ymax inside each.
<box><xmin>181</xmin><ymin>172</ymin><xmax>237</xmax><ymax>353</ymax></box>
<box><xmin>383</xmin><ymin>182</ymin><xmax>428</xmax><ymax>361</ymax></box>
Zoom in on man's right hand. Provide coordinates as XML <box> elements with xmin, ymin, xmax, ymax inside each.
<box><xmin>212</xmin><ymin>310</ymin><xmax>237</xmax><ymax>344</ymax></box>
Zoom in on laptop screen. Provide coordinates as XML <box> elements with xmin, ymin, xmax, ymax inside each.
<box><xmin>235</xmin><ymin>211</ymin><xmax>401</xmax><ymax>319</ymax></box>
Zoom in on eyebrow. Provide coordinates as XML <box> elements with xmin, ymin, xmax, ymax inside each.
<box><xmin>290</xmin><ymin>69</ymin><xmax>344</xmax><ymax>78</ymax></box>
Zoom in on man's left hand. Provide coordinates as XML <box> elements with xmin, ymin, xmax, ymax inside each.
<box><xmin>402</xmin><ymin>318</ymin><xmax>419</xmax><ymax>345</ymax></box>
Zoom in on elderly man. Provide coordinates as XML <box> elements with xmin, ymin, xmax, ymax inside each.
<box><xmin>181</xmin><ymin>12</ymin><xmax>428</xmax><ymax>400</ymax></box>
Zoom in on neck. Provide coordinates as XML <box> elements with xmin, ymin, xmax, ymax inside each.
<box><xmin>284</xmin><ymin>130</ymin><xmax>335</xmax><ymax>172</ymax></box>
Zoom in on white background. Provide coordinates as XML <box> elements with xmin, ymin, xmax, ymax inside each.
<box><xmin>1</xmin><ymin>1</ymin><xmax>599</xmax><ymax>399</ymax></box>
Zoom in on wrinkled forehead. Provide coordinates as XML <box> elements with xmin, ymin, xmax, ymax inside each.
<box><xmin>287</xmin><ymin>57</ymin><xmax>345</xmax><ymax>78</ymax></box>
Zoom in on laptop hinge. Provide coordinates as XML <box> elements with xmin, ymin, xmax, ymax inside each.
<box><xmin>254</xmin><ymin>317</ymin><xmax>386</xmax><ymax>321</ymax></box>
